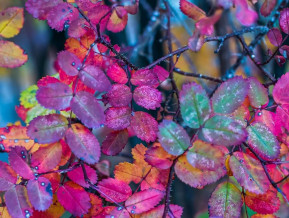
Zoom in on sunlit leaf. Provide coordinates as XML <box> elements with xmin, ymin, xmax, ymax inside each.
<box><xmin>0</xmin><ymin>7</ymin><xmax>24</xmax><ymax>38</ymax></box>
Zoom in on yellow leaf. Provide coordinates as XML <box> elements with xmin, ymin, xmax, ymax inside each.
<box><xmin>0</xmin><ymin>7</ymin><xmax>24</xmax><ymax>38</ymax></box>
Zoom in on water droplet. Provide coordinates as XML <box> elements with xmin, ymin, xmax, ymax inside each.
<box><xmin>0</xmin><ymin>135</ymin><xmax>6</xmax><ymax>139</ymax></box>
<box><xmin>23</xmin><ymin>50</ymin><xmax>27</xmax><ymax>55</ymax></box>
<box><xmin>258</xmin><ymin>112</ymin><xmax>262</xmax><ymax>116</ymax></box>
<box><xmin>35</xmin><ymin>166</ymin><xmax>38</xmax><ymax>170</ymax></box>
<box><xmin>25</xmin><ymin>213</ymin><xmax>30</xmax><ymax>218</ymax></box>
<box><xmin>34</xmin><ymin>138</ymin><xmax>38</xmax><ymax>143</ymax></box>
<box><xmin>240</xmin><ymin>160</ymin><xmax>243</xmax><ymax>163</ymax></box>
<box><xmin>77</xmin><ymin>67</ymin><xmax>81</xmax><ymax>71</ymax></box>
<box><xmin>117</xmin><ymin>206</ymin><xmax>123</xmax><ymax>211</ymax></box>
<box><xmin>132</xmin><ymin>206</ymin><xmax>136</xmax><ymax>209</ymax></box>
<box><xmin>22</xmin><ymin>155</ymin><xmax>26</xmax><ymax>159</ymax></box>
<box><xmin>111</xmin><ymin>216</ymin><xmax>114</xmax><ymax>218</ymax></box>
<box><xmin>41</xmin><ymin>182</ymin><xmax>45</xmax><ymax>186</ymax></box>
<box><xmin>25</xmin><ymin>139</ymin><xmax>30</xmax><ymax>143</ymax></box>
<box><xmin>14</xmin><ymin>139</ymin><xmax>18</xmax><ymax>143</ymax></box>
<box><xmin>69</xmin><ymin>9</ymin><xmax>73</xmax><ymax>13</ymax></box>
<box><xmin>251</xmin><ymin>54</ymin><xmax>255</xmax><ymax>59</ymax></box>
<box><xmin>131</xmin><ymin>210</ymin><xmax>135</xmax><ymax>214</ymax></box>
<box><xmin>0</xmin><ymin>144</ymin><xmax>4</xmax><ymax>151</ymax></box>
<box><xmin>34</xmin><ymin>173</ymin><xmax>38</xmax><ymax>177</ymax></box>
<box><xmin>100</xmin><ymin>124</ymin><xmax>104</xmax><ymax>128</ymax></box>
<box><xmin>25</xmin><ymin>210</ymin><xmax>29</xmax><ymax>213</ymax></box>
<box><xmin>21</xmin><ymin>151</ymin><xmax>25</xmax><ymax>155</ymax></box>
<box><xmin>71</xmin><ymin>62</ymin><xmax>75</xmax><ymax>66</ymax></box>
<box><xmin>62</xmin><ymin>9</ymin><xmax>66</xmax><ymax>12</ymax></box>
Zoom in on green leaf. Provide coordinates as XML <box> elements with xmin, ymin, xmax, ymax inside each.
<box><xmin>26</xmin><ymin>104</ymin><xmax>55</xmax><ymax>124</ymax></box>
<box><xmin>20</xmin><ymin>85</ymin><xmax>38</xmax><ymax>108</ymax></box>
<box><xmin>200</xmin><ymin>115</ymin><xmax>247</xmax><ymax>146</ymax></box>
<box><xmin>158</xmin><ymin>120</ymin><xmax>190</xmax><ymax>156</ymax></box>
<box><xmin>247</xmin><ymin>122</ymin><xmax>280</xmax><ymax>161</ymax></box>
<box><xmin>208</xmin><ymin>181</ymin><xmax>243</xmax><ymax>218</ymax></box>
<box><xmin>179</xmin><ymin>82</ymin><xmax>211</xmax><ymax>128</ymax></box>
<box><xmin>247</xmin><ymin>77</ymin><xmax>269</xmax><ymax>109</ymax></box>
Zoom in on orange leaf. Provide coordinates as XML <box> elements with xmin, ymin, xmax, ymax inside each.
<box><xmin>0</xmin><ymin>7</ymin><xmax>24</xmax><ymax>38</ymax></box>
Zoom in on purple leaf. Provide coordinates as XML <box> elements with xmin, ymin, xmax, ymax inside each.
<box><xmin>105</xmin><ymin>84</ymin><xmax>132</xmax><ymax>107</ymax></box>
<box><xmin>101</xmin><ymin>130</ymin><xmax>129</xmax><ymax>156</ymax></box>
<box><xmin>57</xmin><ymin>50</ymin><xmax>82</xmax><ymax>76</ymax></box>
<box><xmin>133</xmin><ymin>86</ymin><xmax>162</xmax><ymax>110</ymax></box>
<box><xmin>267</xmin><ymin>28</ymin><xmax>282</xmax><ymax>47</ymax></box>
<box><xmin>105</xmin><ymin>107</ymin><xmax>131</xmax><ymax>130</ymax></box>
<box><xmin>67</xmin><ymin>164</ymin><xmax>97</xmax><ymax>188</ymax></box>
<box><xmin>25</xmin><ymin>0</ymin><xmax>62</xmax><ymax>20</ymax></box>
<box><xmin>279</xmin><ymin>8</ymin><xmax>289</xmax><ymax>34</ymax></box>
<box><xmin>0</xmin><ymin>161</ymin><xmax>17</xmax><ymax>191</ymax></box>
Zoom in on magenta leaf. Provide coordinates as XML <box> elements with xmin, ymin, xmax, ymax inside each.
<box><xmin>125</xmin><ymin>189</ymin><xmax>164</xmax><ymax>214</ymax></box>
<box><xmin>0</xmin><ymin>161</ymin><xmax>17</xmax><ymax>191</ymax></box>
<box><xmin>71</xmin><ymin>91</ymin><xmax>105</xmax><ymax>128</ymax></box>
<box><xmin>97</xmin><ymin>178</ymin><xmax>132</xmax><ymax>203</ymax></box>
<box><xmin>79</xmin><ymin>65</ymin><xmax>111</xmax><ymax>92</ymax></box>
<box><xmin>5</xmin><ymin>185</ymin><xmax>33</xmax><ymax>218</ymax></box>
<box><xmin>267</xmin><ymin>28</ymin><xmax>283</xmax><ymax>47</ymax></box>
<box><xmin>57</xmin><ymin>181</ymin><xmax>91</xmax><ymax>216</ymax></box>
<box><xmin>87</xmin><ymin>5</ymin><xmax>110</xmax><ymax>33</ymax></box>
<box><xmin>247</xmin><ymin>122</ymin><xmax>280</xmax><ymax>161</ymax></box>
<box><xmin>36</xmin><ymin>82</ymin><xmax>73</xmax><ymax>110</ymax></box>
<box><xmin>106</xmin><ymin>63</ymin><xmax>128</xmax><ymax>84</ymax></box>
<box><xmin>65</xmin><ymin>123</ymin><xmax>100</xmax><ymax>164</ymax></box>
<box><xmin>279</xmin><ymin>8</ymin><xmax>289</xmax><ymax>34</ymax></box>
<box><xmin>67</xmin><ymin>164</ymin><xmax>97</xmax><ymax>188</ymax></box>
<box><xmin>208</xmin><ymin>181</ymin><xmax>243</xmax><ymax>218</ymax></box>
<box><xmin>105</xmin><ymin>84</ymin><xmax>132</xmax><ymax>107</ymax></box>
<box><xmin>47</xmin><ymin>2</ymin><xmax>79</xmax><ymax>31</ymax></box>
<box><xmin>235</xmin><ymin>0</ymin><xmax>258</xmax><ymax>26</ymax></box>
<box><xmin>272</xmin><ymin>72</ymin><xmax>289</xmax><ymax>104</ymax></box>
<box><xmin>57</xmin><ymin>50</ymin><xmax>81</xmax><ymax>76</ymax></box>
<box><xmin>211</xmin><ymin>76</ymin><xmax>248</xmax><ymax>114</ymax></box>
<box><xmin>27</xmin><ymin>114</ymin><xmax>68</xmax><ymax>144</ymax></box>
<box><xmin>25</xmin><ymin>0</ymin><xmax>62</xmax><ymax>20</ymax></box>
<box><xmin>153</xmin><ymin>66</ymin><xmax>170</xmax><ymax>83</ymax></box>
<box><xmin>229</xmin><ymin>152</ymin><xmax>270</xmax><ymax>194</ymax></box>
<box><xmin>101</xmin><ymin>130</ymin><xmax>129</xmax><ymax>156</ymax></box>
<box><xmin>276</xmin><ymin>104</ymin><xmax>289</xmax><ymax>132</ymax></box>
<box><xmin>8</xmin><ymin>146</ymin><xmax>34</xmax><ymax>179</ymax></box>
<box><xmin>188</xmin><ymin>30</ymin><xmax>205</xmax><ymax>52</ymax></box>
<box><xmin>68</xmin><ymin>18</ymin><xmax>89</xmax><ymax>38</ymax></box>
<box><xmin>158</xmin><ymin>120</ymin><xmax>190</xmax><ymax>156</ymax></box>
<box><xmin>133</xmin><ymin>86</ymin><xmax>162</xmax><ymax>110</ymax></box>
<box><xmin>200</xmin><ymin>115</ymin><xmax>247</xmax><ymax>146</ymax></box>
<box><xmin>140</xmin><ymin>204</ymin><xmax>183</xmax><ymax>218</ymax></box>
<box><xmin>131</xmin><ymin>111</ymin><xmax>158</xmax><ymax>142</ymax></box>
<box><xmin>105</xmin><ymin>107</ymin><xmax>131</xmax><ymax>130</ymax></box>
<box><xmin>30</xmin><ymin>142</ymin><xmax>62</xmax><ymax>173</ymax></box>
<box><xmin>195</xmin><ymin>10</ymin><xmax>222</xmax><ymax>36</ymax></box>
<box><xmin>131</xmin><ymin>69</ymin><xmax>159</xmax><ymax>87</ymax></box>
<box><xmin>247</xmin><ymin>77</ymin><xmax>269</xmax><ymax>109</ymax></box>
<box><xmin>27</xmin><ymin>177</ymin><xmax>53</xmax><ymax>211</ymax></box>
<box><xmin>179</xmin><ymin>82</ymin><xmax>211</xmax><ymax>128</ymax></box>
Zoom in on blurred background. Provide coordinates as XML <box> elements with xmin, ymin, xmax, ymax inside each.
<box><xmin>1</xmin><ymin>0</ymin><xmax>289</xmax><ymax>217</ymax></box>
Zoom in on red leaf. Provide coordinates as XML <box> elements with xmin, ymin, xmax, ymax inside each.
<box><xmin>152</xmin><ymin>66</ymin><xmax>170</xmax><ymax>83</ymax></box>
<box><xmin>131</xmin><ymin>69</ymin><xmax>159</xmax><ymax>87</ymax></box>
<box><xmin>67</xmin><ymin>164</ymin><xmax>97</xmax><ymax>188</ymax></box>
<box><xmin>106</xmin><ymin>63</ymin><xmax>128</xmax><ymax>84</ymax></box>
<box><xmin>27</xmin><ymin>177</ymin><xmax>53</xmax><ymax>211</ymax></box>
<box><xmin>36</xmin><ymin>82</ymin><xmax>73</xmax><ymax>110</ymax></box>
<box><xmin>5</xmin><ymin>185</ymin><xmax>33</xmax><ymax>218</ymax></box>
<box><xmin>105</xmin><ymin>84</ymin><xmax>132</xmax><ymax>107</ymax></box>
<box><xmin>47</xmin><ymin>3</ymin><xmax>79</xmax><ymax>31</ymax></box>
<box><xmin>107</xmin><ymin>6</ymin><xmax>128</xmax><ymax>33</ymax></box>
<box><xmin>97</xmin><ymin>178</ymin><xmax>132</xmax><ymax>203</ymax></box>
<box><xmin>133</xmin><ymin>86</ymin><xmax>162</xmax><ymax>110</ymax></box>
<box><xmin>65</xmin><ymin>123</ymin><xmax>100</xmax><ymax>164</ymax></box>
<box><xmin>141</xmin><ymin>204</ymin><xmax>183</xmax><ymax>218</ymax></box>
<box><xmin>260</xmin><ymin>0</ymin><xmax>277</xmax><ymax>17</ymax></box>
<box><xmin>25</xmin><ymin>0</ymin><xmax>62</xmax><ymax>20</ymax></box>
<box><xmin>179</xmin><ymin>0</ymin><xmax>206</xmax><ymax>21</ymax></box>
<box><xmin>87</xmin><ymin>5</ymin><xmax>110</xmax><ymax>33</ymax></box>
<box><xmin>27</xmin><ymin>114</ymin><xmax>68</xmax><ymax>144</ymax></box>
<box><xmin>31</xmin><ymin>142</ymin><xmax>62</xmax><ymax>173</ymax></box>
<box><xmin>79</xmin><ymin>65</ymin><xmax>111</xmax><ymax>92</ymax></box>
<box><xmin>37</xmin><ymin>76</ymin><xmax>59</xmax><ymax>87</ymax></box>
<box><xmin>57</xmin><ymin>50</ymin><xmax>81</xmax><ymax>76</ymax></box>
<box><xmin>272</xmin><ymin>72</ymin><xmax>289</xmax><ymax>104</ymax></box>
<box><xmin>267</xmin><ymin>28</ymin><xmax>283</xmax><ymax>46</ymax></box>
<box><xmin>229</xmin><ymin>152</ymin><xmax>270</xmax><ymax>194</ymax></box>
<box><xmin>0</xmin><ymin>161</ymin><xmax>17</xmax><ymax>191</ymax></box>
<box><xmin>101</xmin><ymin>130</ymin><xmax>129</xmax><ymax>156</ymax></box>
<box><xmin>9</xmin><ymin>146</ymin><xmax>34</xmax><ymax>179</ymax></box>
<box><xmin>57</xmin><ymin>181</ymin><xmax>91</xmax><ymax>216</ymax></box>
<box><xmin>279</xmin><ymin>8</ymin><xmax>289</xmax><ymax>34</ymax></box>
<box><xmin>131</xmin><ymin>111</ymin><xmax>158</xmax><ymax>142</ymax></box>
<box><xmin>125</xmin><ymin>189</ymin><xmax>164</xmax><ymax>214</ymax></box>
<box><xmin>105</xmin><ymin>107</ymin><xmax>131</xmax><ymax>130</ymax></box>
<box><xmin>71</xmin><ymin>91</ymin><xmax>105</xmax><ymax>128</ymax></box>
<box><xmin>196</xmin><ymin>9</ymin><xmax>222</xmax><ymax>36</ymax></box>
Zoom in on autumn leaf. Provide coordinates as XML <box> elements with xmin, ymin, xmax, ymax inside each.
<box><xmin>0</xmin><ymin>7</ymin><xmax>24</xmax><ymax>38</ymax></box>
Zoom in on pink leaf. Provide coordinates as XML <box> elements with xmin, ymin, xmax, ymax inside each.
<box><xmin>229</xmin><ymin>152</ymin><xmax>270</xmax><ymax>194</ymax></box>
<box><xmin>97</xmin><ymin>178</ymin><xmax>132</xmax><ymax>203</ymax></box>
<box><xmin>107</xmin><ymin>6</ymin><xmax>128</xmax><ymax>33</ymax></box>
<box><xmin>276</xmin><ymin>104</ymin><xmax>289</xmax><ymax>132</ymax></box>
<box><xmin>79</xmin><ymin>65</ymin><xmax>111</xmax><ymax>92</ymax></box>
<box><xmin>247</xmin><ymin>77</ymin><xmax>269</xmax><ymax>109</ymax></box>
<box><xmin>179</xmin><ymin>0</ymin><xmax>206</xmax><ymax>21</ymax></box>
<box><xmin>267</xmin><ymin>28</ymin><xmax>282</xmax><ymax>47</ymax></box>
<box><xmin>106</xmin><ymin>63</ymin><xmax>128</xmax><ymax>84</ymax></box>
<box><xmin>133</xmin><ymin>86</ymin><xmax>162</xmax><ymax>110</ymax></box>
<box><xmin>25</xmin><ymin>0</ymin><xmax>62</xmax><ymax>20</ymax></box>
<box><xmin>71</xmin><ymin>91</ymin><xmax>105</xmax><ymax>128</ymax></box>
<box><xmin>255</xmin><ymin>110</ymin><xmax>281</xmax><ymax>136</ymax></box>
<box><xmin>152</xmin><ymin>65</ymin><xmax>170</xmax><ymax>83</ymax></box>
<box><xmin>196</xmin><ymin>9</ymin><xmax>222</xmax><ymax>36</ymax></box>
<box><xmin>105</xmin><ymin>107</ymin><xmax>131</xmax><ymax>130</ymax></box>
<box><xmin>141</xmin><ymin>204</ymin><xmax>183</xmax><ymax>218</ymax></box>
<box><xmin>0</xmin><ymin>161</ymin><xmax>17</xmax><ymax>191</ymax></box>
<box><xmin>57</xmin><ymin>50</ymin><xmax>81</xmax><ymax>76</ymax></box>
<box><xmin>9</xmin><ymin>146</ymin><xmax>34</xmax><ymax>179</ymax></box>
<box><xmin>67</xmin><ymin>164</ymin><xmax>97</xmax><ymax>188</ymax></box>
<box><xmin>105</xmin><ymin>84</ymin><xmax>132</xmax><ymax>107</ymax></box>
<box><xmin>235</xmin><ymin>0</ymin><xmax>258</xmax><ymax>26</ymax></box>
<box><xmin>57</xmin><ymin>181</ymin><xmax>91</xmax><ymax>216</ymax></box>
<box><xmin>65</xmin><ymin>123</ymin><xmax>100</xmax><ymax>164</ymax></box>
<box><xmin>87</xmin><ymin>5</ymin><xmax>110</xmax><ymax>33</ymax></box>
<box><xmin>272</xmin><ymin>72</ymin><xmax>289</xmax><ymax>104</ymax></box>
<box><xmin>101</xmin><ymin>130</ymin><xmax>129</xmax><ymax>156</ymax></box>
<box><xmin>131</xmin><ymin>69</ymin><xmax>159</xmax><ymax>87</ymax></box>
<box><xmin>260</xmin><ymin>0</ymin><xmax>277</xmax><ymax>17</ymax></box>
<box><xmin>30</xmin><ymin>142</ymin><xmax>62</xmax><ymax>173</ymax></box>
<box><xmin>5</xmin><ymin>185</ymin><xmax>33</xmax><ymax>218</ymax></box>
<box><xmin>68</xmin><ymin>18</ymin><xmax>89</xmax><ymax>38</ymax></box>
<box><xmin>27</xmin><ymin>177</ymin><xmax>53</xmax><ymax>211</ymax></box>
<box><xmin>131</xmin><ymin>111</ymin><xmax>158</xmax><ymax>142</ymax></box>
<box><xmin>75</xmin><ymin>0</ymin><xmax>102</xmax><ymax>11</ymax></box>
<box><xmin>47</xmin><ymin>2</ymin><xmax>79</xmax><ymax>31</ymax></box>
<box><xmin>145</xmin><ymin>145</ymin><xmax>174</xmax><ymax>170</ymax></box>
<box><xmin>27</xmin><ymin>114</ymin><xmax>68</xmax><ymax>144</ymax></box>
<box><xmin>188</xmin><ymin>30</ymin><xmax>205</xmax><ymax>52</ymax></box>
<box><xmin>279</xmin><ymin>8</ymin><xmax>289</xmax><ymax>34</ymax></box>
<box><xmin>36</xmin><ymin>82</ymin><xmax>73</xmax><ymax>110</ymax></box>
<box><xmin>125</xmin><ymin>189</ymin><xmax>164</xmax><ymax>214</ymax></box>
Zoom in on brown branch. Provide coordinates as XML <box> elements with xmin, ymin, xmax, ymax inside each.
<box><xmin>174</xmin><ymin>68</ymin><xmax>224</xmax><ymax>83</ymax></box>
